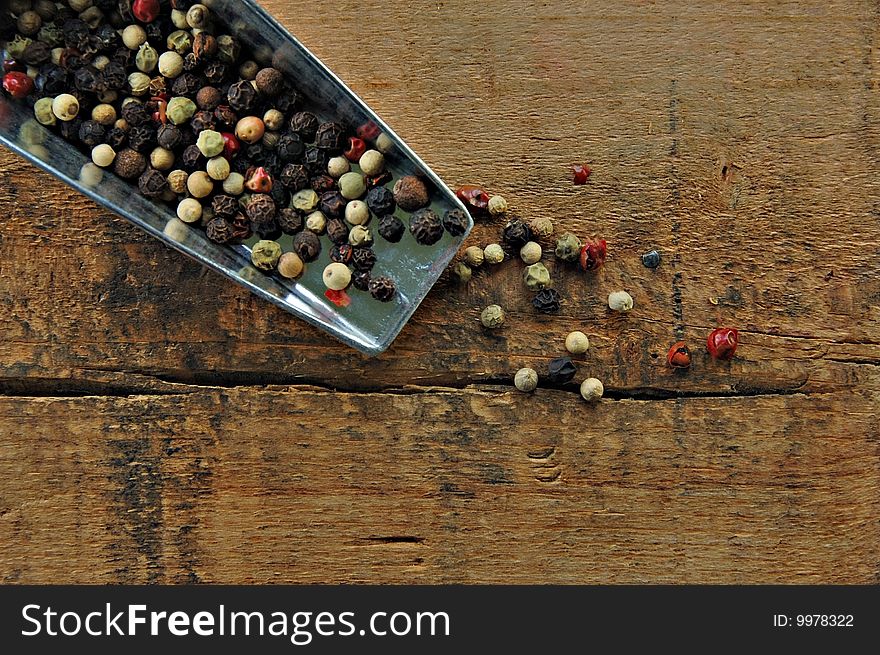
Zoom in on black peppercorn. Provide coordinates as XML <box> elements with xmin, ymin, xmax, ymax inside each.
<box><xmin>352</xmin><ymin>247</ymin><xmax>377</xmax><ymax>271</ymax></box>
<box><xmin>59</xmin><ymin>118</ymin><xmax>83</xmax><ymax>142</ymax></box>
<box><xmin>105</xmin><ymin>127</ymin><xmax>127</xmax><ymax>150</ymax></box>
<box><xmin>156</xmin><ymin>124</ymin><xmax>182</xmax><ymax>150</ymax></box>
<box><xmin>314</xmin><ymin>122</ymin><xmax>345</xmax><ymax>150</ymax></box>
<box><xmin>212</xmin><ymin>194</ymin><xmax>238</xmax><ymax>218</ymax></box>
<box><xmin>378</xmin><ymin>214</ymin><xmax>405</xmax><ymax>243</ymax></box>
<box><xmin>172</xmin><ymin>72</ymin><xmax>201</xmax><ymax>97</ymax></box>
<box><xmin>365</xmin><ymin>170</ymin><xmax>393</xmax><ymax>190</ymax></box>
<box><xmin>280</xmin><ymin>163</ymin><xmax>309</xmax><ymax>191</ymax></box>
<box><xmin>63</xmin><ymin>19</ymin><xmax>90</xmax><ymax>50</ymax></box>
<box><xmin>21</xmin><ymin>40</ymin><xmax>51</xmax><ymax>66</ymax></box>
<box><xmin>303</xmin><ymin>146</ymin><xmax>329</xmax><ymax>174</ymax></box>
<box><xmin>352</xmin><ymin>271</ymin><xmax>371</xmax><ymax>292</ymax></box>
<box><xmin>121</xmin><ymin>101</ymin><xmax>150</xmax><ymax>126</ymax></box>
<box><xmin>289</xmin><ymin>111</ymin><xmax>318</xmax><ymax>141</ymax></box>
<box><xmin>181</xmin><ymin>144</ymin><xmax>205</xmax><ymax>171</ymax></box>
<box><xmin>231</xmin><ymin>212</ymin><xmax>252</xmax><ymax>241</ymax></box>
<box><xmin>206</xmin><ymin>217</ymin><xmax>235</xmax><ymax>244</ymax></box>
<box><xmin>255</xmin><ymin>67</ymin><xmax>284</xmax><ymax>97</ymax></box>
<box><xmin>310</xmin><ymin>175</ymin><xmax>336</xmax><ymax>193</ymax></box>
<box><xmin>128</xmin><ymin>124</ymin><xmax>156</xmax><ymax>153</ymax></box>
<box><xmin>78</xmin><ymin>120</ymin><xmax>106</xmax><ymax>148</ymax></box>
<box><xmin>365</xmin><ymin>186</ymin><xmax>395</xmax><ymax>217</ymax></box>
<box><xmin>442</xmin><ymin>209</ymin><xmax>469</xmax><ymax>237</ymax></box>
<box><xmin>94</xmin><ymin>23</ymin><xmax>119</xmax><ymax>50</ymax></box>
<box><xmin>326</xmin><ymin>218</ymin><xmax>349</xmax><ymax>244</ymax></box>
<box><xmin>502</xmin><ymin>219</ymin><xmax>533</xmax><ymax>249</ymax></box>
<box><xmin>73</xmin><ymin>65</ymin><xmax>102</xmax><ymax>93</ymax></box>
<box><xmin>190</xmin><ymin>110</ymin><xmax>216</xmax><ymax>134</ymax></box>
<box><xmin>213</xmin><ymin>104</ymin><xmax>238</xmax><ymax>129</ymax></box>
<box><xmin>137</xmin><ymin>168</ymin><xmax>167</xmax><ymax>198</ymax></box>
<box><xmin>101</xmin><ymin>61</ymin><xmax>127</xmax><ymax>90</ymax></box>
<box><xmin>203</xmin><ymin>61</ymin><xmax>227</xmax><ymax>85</ymax></box>
<box><xmin>532</xmin><ymin>288</ymin><xmax>561</xmax><ymax>314</ymax></box>
<box><xmin>39</xmin><ymin>64</ymin><xmax>68</xmax><ymax>95</ymax></box>
<box><xmin>277</xmin><ymin>208</ymin><xmax>304</xmax><ymax>235</ymax></box>
<box><xmin>293</xmin><ymin>230</ymin><xmax>321</xmax><ymax>262</ymax></box>
<box><xmin>276</xmin><ymin>133</ymin><xmax>304</xmax><ymax>162</ymax></box>
<box><xmin>329</xmin><ymin>244</ymin><xmax>353</xmax><ymax>264</ymax></box>
<box><xmin>319</xmin><ymin>191</ymin><xmax>346</xmax><ymax>219</ymax></box>
<box><xmin>369</xmin><ymin>276</ymin><xmax>397</xmax><ymax>302</ymax></box>
<box><xmin>547</xmin><ymin>357</ymin><xmax>577</xmax><ymax>384</ymax></box>
<box><xmin>114</xmin><ymin>148</ymin><xmax>147</xmax><ymax>179</ymax></box>
<box><xmin>183</xmin><ymin>52</ymin><xmax>201</xmax><ymax>73</ymax></box>
<box><xmin>227</xmin><ymin>80</ymin><xmax>257</xmax><ymax>113</ymax></box>
<box><xmin>410</xmin><ymin>208</ymin><xmax>444</xmax><ymax>246</ymax></box>
<box><xmin>246</xmin><ymin>193</ymin><xmax>277</xmax><ymax>224</ymax></box>
<box><xmin>269</xmin><ymin>185</ymin><xmax>289</xmax><ymax>209</ymax></box>
<box><xmin>274</xmin><ymin>90</ymin><xmax>299</xmax><ymax>114</ymax></box>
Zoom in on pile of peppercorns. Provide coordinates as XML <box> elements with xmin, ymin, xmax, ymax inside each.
<box><xmin>450</xmin><ymin>182</ymin><xmax>740</xmax><ymax>402</ymax></box>
<box><xmin>1</xmin><ymin>1</ymin><xmax>467</xmax><ymax>306</ymax></box>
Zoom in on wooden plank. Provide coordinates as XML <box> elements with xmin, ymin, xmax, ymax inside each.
<box><xmin>0</xmin><ymin>385</ymin><xmax>877</xmax><ymax>584</ymax></box>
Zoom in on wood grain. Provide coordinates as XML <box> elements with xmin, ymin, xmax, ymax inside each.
<box><xmin>0</xmin><ymin>0</ymin><xmax>879</xmax><ymax>583</ymax></box>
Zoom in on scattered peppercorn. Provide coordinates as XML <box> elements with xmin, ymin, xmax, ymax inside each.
<box><xmin>365</xmin><ymin>186</ymin><xmax>395</xmax><ymax>217</ymax></box>
<box><xmin>572</xmin><ymin>164</ymin><xmax>591</xmax><ymax>185</ymax></box>
<box><xmin>579</xmin><ymin>239</ymin><xmax>607</xmax><ymax>271</ymax></box>
<box><xmin>345</xmin><ymin>200</ymin><xmax>370</xmax><ymax>226</ymax></box>
<box><xmin>547</xmin><ymin>357</ymin><xmax>577</xmax><ymax>384</ymax></box>
<box><xmin>667</xmin><ymin>342</ymin><xmax>691</xmax><ymax>369</ymax></box>
<box><xmin>530</xmin><ymin>216</ymin><xmax>554</xmax><ymax>239</ymax></box>
<box><xmin>555</xmin><ymin>232</ymin><xmax>581</xmax><ymax>263</ymax></box>
<box><xmin>278</xmin><ymin>252</ymin><xmax>304</xmax><ymax>279</ymax></box>
<box><xmin>481</xmin><ymin>305</ymin><xmax>505</xmax><ymax>329</ymax></box>
<box><xmin>369</xmin><ymin>275</ymin><xmax>396</xmax><ymax>302</ymax></box>
<box><xmin>352</xmin><ymin>248</ymin><xmax>377</xmax><ymax>272</ymax></box>
<box><xmin>641</xmin><ymin>250</ymin><xmax>662</xmax><ymax>269</ymax></box>
<box><xmin>487</xmin><ymin>195</ymin><xmax>508</xmax><ymax>216</ymax></box>
<box><xmin>453</xmin><ymin>262</ymin><xmax>472</xmax><ymax>283</ymax></box>
<box><xmin>514</xmin><ymin>368</ymin><xmax>538</xmax><ymax>393</ymax></box>
<box><xmin>502</xmin><ymin>219</ymin><xmax>532</xmax><ymax>249</ymax></box>
<box><xmin>533</xmin><ymin>288</ymin><xmax>561</xmax><ymax>314</ymax></box>
<box><xmin>251</xmin><ymin>239</ymin><xmax>282</xmax><ymax>271</ymax></box>
<box><xmin>608</xmin><ymin>291</ymin><xmax>634</xmax><ymax>312</ymax></box>
<box><xmin>442</xmin><ymin>208</ymin><xmax>469</xmax><ymax>237</ymax></box>
<box><xmin>707</xmin><ymin>328</ymin><xmax>739</xmax><ymax>361</ymax></box>
<box><xmin>378</xmin><ymin>214</ymin><xmax>405</xmax><ymax>243</ymax></box>
<box><xmin>463</xmin><ymin>245</ymin><xmax>484</xmax><ymax>268</ymax></box>
<box><xmin>523</xmin><ymin>262</ymin><xmax>551</xmax><ymax>290</ymax></box>
<box><xmin>520</xmin><ymin>241</ymin><xmax>542</xmax><ymax>265</ymax></box>
<box><xmin>455</xmin><ymin>185</ymin><xmax>490</xmax><ymax>214</ymax></box>
<box><xmin>580</xmin><ymin>378</ymin><xmax>604</xmax><ymax>402</ymax></box>
<box><xmin>483</xmin><ymin>243</ymin><xmax>505</xmax><ymax>265</ymax></box>
<box><xmin>565</xmin><ymin>331</ymin><xmax>590</xmax><ymax>355</ymax></box>
<box><xmin>293</xmin><ymin>230</ymin><xmax>321</xmax><ymax>262</ymax></box>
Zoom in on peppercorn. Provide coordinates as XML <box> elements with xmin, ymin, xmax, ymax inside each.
<box><xmin>410</xmin><ymin>208</ymin><xmax>444</xmax><ymax>246</ymax></box>
<box><xmin>206</xmin><ymin>195</ymin><xmax>234</xmax><ymax>220</ymax></box>
<box><xmin>235</xmin><ymin>115</ymin><xmax>264</xmax><ymax>144</ymax></box>
<box><xmin>303</xmin><ymin>146</ymin><xmax>330</xmax><ymax>174</ymax></box>
<box><xmin>352</xmin><ymin>271</ymin><xmax>371</xmax><ymax>292</ymax></box>
<box><xmin>351</xmin><ymin>247</ymin><xmax>377</xmax><ymax>272</ymax></box>
<box><xmin>707</xmin><ymin>328</ymin><xmax>739</xmax><ymax>361</ymax></box>
<box><xmin>251</xmin><ymin>240</ymin><xmax>282</xmax><ymax>272</ymax></box>
<box><xmin>547</xmin><ymin>357</ymin><xmax>577</xmax><ymax>384</ymax></box>
<box><xmin>325</xmin><ymin>155</ymin><xmax>349</xmax><ymax>178</ymax></box>
<box><xmin>277</xmin><ymin>252</ymin><xmax>304</xmax><ymax>279</ymax></box>
<box><xmin>336</xmin><ymin>171</ymin><xmax>365</xmax><ymax>201</ymax></box>
<box><xmin>230</xmin><ymin>212</ymin><xmax>252</xmax><ymax>241</ymax></box>
<box><xmin>166</xmin><ymin>96</ymin><xmax>196</xmax><ymax>125</ymax></box>
<box><xmin>216</xmin><ymin>34</ymin><xmax>240</xmax><ymax>64</ymax></box>
<box><xmin>455</xmin><ymin>185</ymin><xmax>490</xmax><ymax>214</ymax></box>
<box><xmin>436</xmin><ymin>208</ymin><xmax>468</xmax><ymax>237</ymax></box>
<box><xmin>207</xmin><ymin>156</ymin><xmax>230</xmax><ymax>181</ymax></box>
<box><xmin>373</xmin><ymin>214</ymin><xmax>403</xmax><ymax>243</ymax></box>
<box><xmin>222</xmin><ymin>172</ymin><xmax>245</xmax><ymax>196</ymax></box>
<box><xmin>276</xmin><ymin>133</ymin><xmax>304</xmax><ymax>162</ymax></box>
<box><xmin>317</xmin><ymin>190</ymin><xmax>345</xmax><ymax>219</ymax></box>
<box><xmin>524</xmin><ymin>263</ymin><xmax>551</xmax><ymax>290</ymax></box>
<box><xmin>293</xmin><ymin>230</ymin><xmax>321</xmax><ymax>262</ymax></box>
<box><xmin>113</xmin><ymin>148</ymin><xmax>146</xmax><ymax>179</ymax></box>
<box><xmin>608</xmin><ymin>291</ymin><xmax>634</xmax><ymax>312</ymax></box>
<box><xmin>227</xmin><ymin>80</ymin><xmax>257</xmax><ymax>113</ymax></box>
<box><xmin>176</xmin><ymin>197</ymin><xmax>202</xmax><ymax>223</ymax></box>
<box><xmin>580</xmin><ymin>239</ymin><xmax>607</xmax><ymax>272</ymax></box>
<box><xmin>318</xmin><ymin>262</ymin><xmax>350</xmax><ymax>291</ymax></box>
<box><xmin>667</xmin><ymin>342</ymin><xmax>691</xmax><ymax>369</ymax></box>
<box><xmin>290</xmin><ymin>189</ymin><xmax>317</xmax><ymax>213</ymax></box>
<box><xmin>287</xmin><ymin>111</ymin><xmax>317</xmax><ymax>141</ymax></box>
<box><xmin>120</xmin><ymin>101</ymin><xmax>149</xmax><ymax>127</ymax></box>
<box><xmin>565</xmin><ymin>331</ymin><xmax>590</xmax><ymax>355</ymax></box>
<box><xmin>204</xmin><ymin>216</ymin><xmax>233</xmax><ymax>244</ymax></box>
<box><xmin>572</xmin><ymin>164</ymin><xmax>592</xmax><ymax>185</ymax></box>
<box><xmin>33</xmin><ymin>97</ymin><xmax>55</xmax><ymax>126</ymax></box>
<box><xmin>78</xmin><ymin>120</ymin><xmax>105</xmax><ymax>147</ymax></box>
<box><xmin>502</xmin><ymin>219</ymin><xmax>532</xmax><ymax>250</ymax></box>
<box><xmin>192</xmin><ymin>32</ymin><xmax>217</xmax><ymax>61</ymax></box>
<box><xmin>167</xmin><ymin>169</ymin><xmax>188</xmax><ymax>194</ymax></box>
<box><xmin>17</xmin><ymin>11</ymin><xmax>42</xmax><ymax>37</ymax></box>
<box><xmin>348</xmin><ymin>225</ymin><xmax>372</xmax><ymax>247</ymax></box>
<box><xmin>369</xmin><ymin>276</ymin><xmax>396</xmax><ymax>302</ymax></box>
<box><xmin>246</xmin><ymin>193</ymin><xmax>276</xmax><ymax>224</ymax></box>
<box><xmin>315</xmin><ymin>121</ymin><xmax>345</xmax><ymax>150</ymax></box>
<box><xmin>128</xmin><ymin>124</ymin><xmax>156</xmax><ymax>153</ymax></box>
<box><xmin>580</xmin><ymin>378</ymin><xmax>604</xmax><ymax>402</ymax></box>
<box><xmin>477</xmin><ymin>305</ymin><xmax>504</xmax><ymax>329</ymax></box>
<box><xmin>530</xmin><ymin>216</ymin><xmax>554</xmax><ymax>239</ymax></box>
<box><xmin>203</xmin><ymin>61</ymin><xmax>226</xmax><ymax>85</ymax></box>
<box><xmin>121</xmin><ymin>24</ymin><xmax>147</xmax><ymax>50</ymax></box>
<box><xmin>51</xmin><ymin>93</ymin><xmax>79</xmax><ymax>121</ymax></box>
<box><xmin>329</xmin><ymin>244</ymin><xmax>353</xmax><ymax>264</ymax></box>
<box><xmin>58</xmin><ymin>117</ymin><xmax>83</xmax><ymax>143</ymax></box>
<box><xmin>342</xmin><ymin>200</ymin><xmax>368</xmax><ymax>227</ymax></box>
<box><xmin>359</xmin><ymin>187</ymin><xmax>393</xmax><ymax>219</ymax></box>
<box><xmin>303</xmin><ymin>210</ymin><xmax>325</xmax><ymax>234</ymax></box>
<box><xmin>186</xmin><ymin>170</ymin><xmax>213</xmax><ymax>198</ymax></box>
<box><xmin>514</xmin><ymin>368</ymin><xmax>538</xmax><ymax>393</ymax></box>
<box><xmin>483</xmin><ymin>243</ymin><xmax>504</xmax><ymax>265</ymax></box>
<box><xmin>533</xmin><ymin>288</ymin><xmax>561</xmax><ymax>314</ymax></box>
<box><xmin>354</xmin><ymin>149</ymin><xmax>382</xmax><ymax>176</ymax></box>
<box><xmin>21</xmin><ymin>40</ymin><xmax>50</xmax><ymax>65</ymax></box>
<box><xmin>486</xmin><ymin>195</ymin><xmax>508</xmax><ymax>216</ymax></box>
<box><xmin>520</xmin><ymin>241</ymin><xmax>542</xmax><ymax>265</ymax></box>
<box><xmin>642</xmin><ymin>250</ymin><xmax>662</xmax><ymax>269</ymax></box>
<box><xmin>279</xmin><ymin>163</ymin><xmax>308</xmax><ymax>191</ymax></box>
<box><xmin>235</xmin><ymin>59</ymin><xmax>257</xmax><ymax>80</ymax></box>
<box><xmin>138</xmin><ymin>168</ymin><xmax>166</xmax><ymax>198</ymax></box>
<box><xmin>555</xmin><ymin>232</ymin><xmax>581</xmax><ymax>263</ymax></box>
<box><xmin>180</xmin><ymin>143</ymin><xmax>204</xmax><ymax>170</ymax></box>
<box><xmin>453</xmin><ymin>262</ymin><xmax>472</xmax><ymax>283</ymax></box>
<box><xmin>243</xmin><ymin>165</ymin><xmax>272</xmax><ymax>193</ymax></box>
<box><xmin>91</xmin><ymin>143</ymin><xmax>116</xmax><ymax>167</ymax></box>
<box><xmin>458</xmin><ymin>247</ymin><xmax>483</xmax><ymax>269</ymax></box>
<box><xmin>250</xmin><ymin>67</ymin><xmax>281</xmax><ymax>97</ymax></box>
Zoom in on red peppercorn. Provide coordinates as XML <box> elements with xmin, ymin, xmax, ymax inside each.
<box><xmin>2</xmin><ymin>71</ymin><xmax>34</xmax><ymax>99</ymax></box>
<box><xmin>344</xmin><ymin>136</ymin><xmax>367</xmax><ymax>162</ymax></box>
<box><xmin>573</xmin><ymin>164</ymin><xmax>592</xmax><ymax>185</ymax></box>
<box><xmin>132</xmin><ymin>0</ymin><xmax>161</xmax><ymax>23</ymax></box>
<box><xmin>2</xmin><ymin>60</ymin><xmax>25</xmax><ymax>74</ymax></box>
<box><xmin>221</xmin><ymin>132</ymin><xmax>240</xmax><ymax>159</ymax></box>
<box><xmin>455</xmin><ymin>185</ymin><xmax>490</xmax><ymax>214</ymax></box>
<box><xmin>707</xmin><ymin>328</ymin><xmax>739</xmax><ymax>361</ymax></box>
<box><xmin>579</xmin><ymin>238</ymin><xmax>607</xmax><ymax>271</ymax></box>
<box><xmin>325</xmin><ymin>289</ymin><xmax>352</xmax><ymax>308</ymax></box>
<box><xmin>245</xmin><ymin>166</ymin><xmax>273</xmax><ymax>193</ymax></box>
<box><xmin>666</xmin><ymin>342</ymin><xmax>691</xmax><ymax>369</ymax></box>
<box><xmin>356</xmin><ymin>121</ymin><xmax>380</xmax><ymax>141</ymax></box>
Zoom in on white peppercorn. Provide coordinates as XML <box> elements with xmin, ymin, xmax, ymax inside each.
<box><xmin>79</xmin><ymin>162</ymin><xmax>103</xmax><ymax>188</ymax></box>
<box><xmin>187</xmin><ymin>170</ymin><xmax>214</xmax><ymax>198</ymax></box>
<box><xmin>323</xmin><ymin>262</ymin><xmax>352</xmax><ymax>291</ymax></box>
<box><xmin>608</xmin><ymin>290</ymin><xmax>634</xmax><ymax>312</ymax></box>
<box><xmin>530</xmin><ymin>216</ymin><xmax>554</xmax><ymax>238</ymax></box>
<box><xmin>91</xmin><ymin>144</ymin><xmax>116</xmax><ymax>168</ymax></box>
<box><xmin>580</xmin><ymin>378</ymin><xmax>604</xmax><ymax>402</ymax></box>
<box><xmin>481</xmin><ymin>305</ymin><xmax>505</xmax><ymax>329</ymax></box>
<box><xmin>514</xmin><ymin>368</ymin><xmax>539</xmax><ymax>393</ymax></box>
<box><xmin>177</xmin><ymin>198</ymin><xmax>202</xmax><ymax>223</ymax></box>
<box><xmin>463</xmin><ymin>245</ymin><xmax>484</xmax><ymax>268</ymax></box>
<box><xmin>339</xmin><ymin>172</ymin><xmax>366</xmax><ymax>200</ymax></box>
<box><xmin>520</xmin><ymin>241</ymin><xmax>542</xmax><ymax>265</ymax></box>
<box><xmin>33</xmin><ymin>97</ymin><xmax>56</xmax><ymax>126</ymax></box>
<box><xmin>376</xmin><ymin>132</ymin><xmax>394</xmax><ymax>154</ymax></box>
<box><xmin>305</xmin><ymin>211</ymin><xmax>327</xmax><ymax>234</ymax></box>
<box><xmin>51</xmin><ymin>94</ymin><xmax>79</xmax><ymax>121</ymax></box>
<box><xmin>359</xmin><ymin>150</ymin><xmax>385</xmax><ymax>176</ymax></box>
<box><xmin>488</xmin><ymin>195</ymin><xmax>508</xmax><ymax>216</ymax></box>
<box><xmin>278</xmin><ymin>252</ymin><xmax>304</xmax><ymax>279</ymax></box>
<box><xmin>345</xmin><ymin>200</ymin><xmax>370</xmax><ymax>226</ymax></box>
<box><xmin>149</xmin><ymin>147</ymin><xmax>175</xmax><ymax>171</ymax></box>
<box><xmin>91</xmin><ymin>103</ymin><xmax>116</xmax><ymax>126</ymax></box>
<box><xmin>565</xmin><ymin>331</ymin><xmax>590</xmax><ymax>355</ymax></box>
<box><xmin>186</xmin><ymin>4</ymin><xmax>211</xmax><ymax>30</ymax></box>
<box><xmin>167</xmin><ymin>170</ymin><xmax>188</xmax><ymax>194</ymax></box>
<box><xmin>222</xmin><ymin>172</ymin><xmax>245</xmax><ymax>196</ymax></box>
<box><xmin>263</xmin><ymin>109</ymin><xmax>284</xmax><ymax>131</ymax></box>
<box><xmin>484</xmin><ymin>243</ymin><xmax>505</xmax><ymax>264</ymax></box>
<box><xmin>122</xmin><ymin>25</ymin><xmax>148</xmax><ymax>51</ymax></box>
<box><xmin>327</xmin><ymin>156</ymin><xmax>350</xmax><ymax>178</ymax></box>
<box><xmin>171</xmin><ymin>9</ymin><xmax>189</xmax><ymax>29</ymax></box>
<box><xmin>206</xmin><ymin>156</ymin><xmax>230</xmax><ymax>181</ymax></box>
<box><xmin>158</xmin><ymin>51</ymin><xmax>184</xmax><ymax>79</ymax></box>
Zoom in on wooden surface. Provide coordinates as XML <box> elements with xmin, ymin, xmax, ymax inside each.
<box><xmin>1</xmin><ymin>0</ymin><xmax>879</xmax><ymax>583</ymax></box>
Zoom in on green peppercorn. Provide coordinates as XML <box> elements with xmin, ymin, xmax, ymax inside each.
<box><xmin>305</xmin><ymin>211</ymin><xmax>327</xmax><ymax>234</ymax></box>
<box><xmin>33</xmin><ymin>97</ymin><xmax>56</xmax><ymax>126</ymax></box>
<box><xmin>206</xmin><ymin>156</ymin><xmax>230</xmax><ymax>181</ymax></box>
<box><xmin>530</xmin><ymin>216</ymin><xmax>554</xmax><ymax>239</ymax></box>
<box><xmin>453</xmin><ymin>262</ymin><xmax>472</xmax><ymax>283</ymax></box>
<box><xmin>292</xmin><ymin>189</ymin><xmax>319</xmax><ymax>212</ymax></box>
<box><xmin>18</xmin><ymin>119</ymin><xmax>45</xmax><ymax>146</ymax></box>
<box><xmin>514</xmin><ymin>368</ymin><xmax>538</xmax><ymax>393</ymax></box>
<box><xmin>7</xmin><ymin>35</ymin><xmax>32</xmax><ymax>60</ymax></box>
<box><xmin>520</xmin><ymin>241</ymin><xmax>542</xmax><ymax>265</ymax></box>
<box><xmin>166</xmin><ymin>97</ymin><xmax>197</xmax><ymax>125</ymax></box>
<box><xmin>483</xmin><ymin>243</ymin><xmax>505</xmax><ymax>265</ymax></box>
<box><xmin>196</xmin><ymin>130</ymin><xmax>225</xmax><ymax>158</ymax></box>
<box><xmin>463</xmin><ymin>246</ymin><xmax>484</xmax><ymax>268</ymax></box>
<box><xmin>359</xmin><ymin>150</ymin><xmax>385</xmax><ymax>176</ymax></box>
<box><xmin>580</xmin><ymin>378</ymin><xmax>604</xmax><ymax>402</ymax></box>
<box><xmin>251</xmin><ymin>240</ymin><xmax>282</xmax><ymax>271</ymax></box>
<box><xmin>524</xmin><ymin>263</ymin><xmax>551</xmax><ymax>290</ymax></box>
<box><xmin>128</xmin><ymin>72</ymin><xmax>151</xmax><ymax>96</ymax></box>
<box><xmin>348</xmin><ymin>225</ymin><xmax>372</xmax><ymax>247</ymax></box>
<box><xmin>216</xmin><ymin>35</ymin><xmax>240</xmax><ymax>63</ymax></box>
<box><xmin>327</xmin><ymin>156</ymin><xmax>349</xmax><ymax>178</ymax></box>
<box><xmin>555</xmin><ymin>232</ymin><xmax>582</xmax><ymax>263</ymax></box>
<box><xmin>167</xmin><ymin>30</ymin><xmax>193</xmax><ymax>54</ymax></box>
<box><xmin>481</xmin><ymin>305</ymin><xmax>505</xmax><ymax>329</ymax></box>
<box><xmin>339</xmin><ymin>172</ymin><xmax>366</xmax><ymax>200</ymax></box>
<box><xmin>136</xmin><ymin>43</ymin><xmax>158</xmax><ymax>73</ymax></box>
<box><xmin>223</xmin><ymin>172</ymin><xmax>245</xmax><ymax>196</ymax></box>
